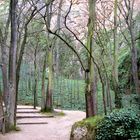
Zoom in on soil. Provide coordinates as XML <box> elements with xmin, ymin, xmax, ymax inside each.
<box><xmin>0</xmin><ymin>105</ymin><xmax>86</xmax><ymax>140</ymax></box>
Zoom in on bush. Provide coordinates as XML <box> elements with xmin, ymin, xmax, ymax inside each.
<box><xmin>96</xmin><ymin>109</ymin><xmax>140</xmax><ymax>140</ymax></box>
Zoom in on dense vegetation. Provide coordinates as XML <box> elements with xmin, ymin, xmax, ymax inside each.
<box><xmin>96</xmin><ymin>109</ymin><xmax>140</xmax><ymax>140</ymax></box>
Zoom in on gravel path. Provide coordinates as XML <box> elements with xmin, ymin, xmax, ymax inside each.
<box><xmin>0</xmin><ymin>105</ymin><xmax>86</xmax><ymax>140</ymax></box>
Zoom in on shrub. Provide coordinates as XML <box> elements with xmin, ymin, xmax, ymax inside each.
<box><xmin>96</xmin><ymin>109</ymin><xmax>140</xmax><ymax>140</ymax></box>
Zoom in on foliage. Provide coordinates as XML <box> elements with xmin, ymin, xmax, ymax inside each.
<box><xmin>118</xmin><ymin>50</ymin><xmax>132</xmax><ymax>94</ymax></box>
<box><xmin>118</xmin><ymin>46</ymin><xmax>140</xmax><ymax>108</ymax></box>
<box><xmin>17</xmin><ymin>62</ymin><xmax>114</xmax><ymax>113</ymax></box>
<box><xmin>117</xmin><ymin>12</ymin><xmax>140</xmax><ymax>96</ymax></box>
<box><xmin>96</xmin><ymin>108</ymin><xmax>140</xmax><ymax>140</ymax></box>
<box><xmin>18</xmin><ymin>66</ymin><xmax>86</xmax><ymax>111</ymax></box>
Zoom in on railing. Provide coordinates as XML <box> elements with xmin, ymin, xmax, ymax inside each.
<box><xmin>0</xmin><ymin>115</ymin><xmax>5</xmax><ymax>134</ymax></box>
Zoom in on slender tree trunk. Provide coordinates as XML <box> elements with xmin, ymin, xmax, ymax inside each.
<box><xmin>46</xmin><ymin>48</ymin><xmax>53</xmax><ymax>111</ymax></box>
<box><xmin>43</xmin><ymin>3</ymin><xmax>54</xmax><ymax>112</ymax></box>
<box><xmin>15</xmin><ymin>26</ymin><xmax>28</xmax><ymax>125</ymax></box>
<box><xmin>0</xmin><ymin>92</ymin><xmax>4</xmax><ymax>132</ymax></box>
<box><xmin>55</xmin><ymin>45</ymin><xmax>60</xmax><ymax>76</ymax></box>
<box><xmin>85</xmin><ymin>0</ymin><xmax>96</xmax><ymax>118</ymax></box>
<box><xmin>0</xmin><ymin>32</ymin><xmax>9</xmax><ymax>110</ymax></box>
<box><xmin>33</xmin><ymin>46</ymin><xmax>38</xmax><ymax>109</ymax></box>
<box><xmin>85</xmin><ymin>71</ymin><xmax>94</xmax><ymax>117</ymax></box>
<box><xmin>41</xmin><ymin>49</ymin><xmax>47</xmax><ymax>110</ymax></box>
<box><xmin>8</xmin><ymin>0</ymin><xmax>18</xmax><ymax>128</ymax></box>
<box><xmin>113</xmin><ymin>0</ymin><xmax>118</xmax><ymax>82</ymax></box>
<box><xmin>100</xmin><ymin>77</ymin><xmax>107</xmax><ymax>115</ymax></box>
<box><xmin>55</xmin><ymin>0</ymin><xmax>63</xmax><ymax>76</ymax></box>
<box><xmin>0</xmin><ymin>10</ymin><xmax>10</xmax><ymax>132</ymax></box>
<box><xmin>106</xmin><ymin>79</ymin><xmax>112</xmax><ymax>111</ymax></box>
<box><xmin>113</xmin><ymin>0</ymin><xmax>122</xmax><ymax>108</ymax></box>
<box><xmin>93</xmin><ymin>72</ymin><xmax>98</xmax><ymax>113</ymax></box>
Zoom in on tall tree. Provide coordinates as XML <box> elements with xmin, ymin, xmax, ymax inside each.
<box><xmin>15</xmin><ymin>5</ymin><xmax>37</xmax><ymax>115</ymax></box>
<box><xmin>85</xmin><ymin>0</ymin><xmax>97</xmax><ymax>117</ymax></box>
<box><xmin>33</xmin><ymin>39</ymin><xmax>39</xmax><ymax>109</ymax></box>
<box><xmin>54</xmin><ymin>0</ymin><xmax>63</xmax><ymax>76</ymax></box>
<box><xmin>113</xmin><ymin>0</ymin><xmax>122</xmax><ymax>108</ymax></box>
<box><xmin>119</xmin><ymin>0</ymin><xmax>140</xmax><ymax>107</ymax></box>
<box><xmin>0</xmin><ymin>9</ymin><xmax>10</xmax><ymax>113</ymax></box>
<box><xmin>42</xmin><ymin>1</ymin><xmax>54</xmax><ymax>111</ymax></box>
<box><xmin>8</xmin><ymin>0</ymin><xmax>18</xmax><ymax>127</ymax></box>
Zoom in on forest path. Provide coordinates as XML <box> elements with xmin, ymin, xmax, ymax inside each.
<box><xmin>0</xmin><ymin>105</ymin><xmax>86</xmax><ymax>140</ymax></box>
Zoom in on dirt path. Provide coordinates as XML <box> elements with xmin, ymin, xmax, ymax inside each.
<box><xmin>0</xmin><ymin>105</ymin><xmax>86</xmax><ymax>140</ymax></box>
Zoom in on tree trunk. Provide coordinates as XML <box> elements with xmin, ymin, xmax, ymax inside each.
<box><xmin>0</xmin><ymin>93</ymin><xmax>4</xmax><ymax>132</ymax></box>
<box><xmin>41</xmin><ymin>49</ymin><xmax>47</xmax><ymax>111</ymax></box>
<box><xmin>55</xmin><ymin>0</ymin><xmax>63</xmax><ymax>76</ymax></box>
<box><xmin>85</xmin><ymin>0</ymin><xmax>97</xmax><ymax>118</ymax></box>
<box><xmin>46</xmin><ymin>48</ymin><xmax>53</xmax><ymax>111</ymax></box>
<box><xmin>33</xmin><ymin>45</ymin><xmax>38</xmax><ymax>109</ymax></box>
<box><xmin>43</xmin><ymin>3</ymin><xmax>53</xmax><ymax>112</ymax></box>
<box><xmin>15</xmin><ymin>26</ymin><xmax>28</xmax><ymax>126</ymax></box>
<box><xmin>113</xmin><ymin>0</ymin><xmax>122</xmax><ymax>108</ymax></box>
<box><xmin>129</xmin><ymin>26</ymin><xmax>140</xmax><ymax>107</ymax></box>
<box><xmin>106</xmin><ymin>79</ymin><xmax>112</xmax><ymax>111</ymax></box>
<box><xmin>0</xmin><ymin>9</ymin><xmax>10</xmax><ymax>132</ymax></box>
<box><xmin>15</xmin><ymin>7</ymin><xmax>37</xmax><ymax>122</ymax></box>
<box><xmin>0</xmin><ymin>31</ymin><xmax>9</xmax><ymax>110</ymax></box>
<box><xmin>100</xmin><ymin>77</ymin><xmax>107</xmax><ymax>115</ymax></box>
<box><xmin>8</xmin><ymin>0</ymin><xmax>18</xmax><ymax>128</ymax></box>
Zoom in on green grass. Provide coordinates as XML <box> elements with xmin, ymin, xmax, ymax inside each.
<box><xmin>78</xmin><ymin>115</ymin><xmax>104</xmax><ymax>128</ymax></box>
<box><xmin>41</xmin><ymin>110</ymin><xmax>65</xmax><ymax>117</ymax></box>
<box><xmin>9</xmin><ymin>125</ymin><xmax>21</xmax><ymax>132</ymax></box>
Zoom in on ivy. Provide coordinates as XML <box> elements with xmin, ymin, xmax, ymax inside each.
<box><xmin>96</xmin><ymin>109</ymin><xmax>140</xmax><ymax>140</ymax></box>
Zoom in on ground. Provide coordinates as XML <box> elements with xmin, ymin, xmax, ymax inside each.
<box><xmin>0</xmin><ymin>105</ymin><xmax>86</xmax><ymax>140</ymax></box>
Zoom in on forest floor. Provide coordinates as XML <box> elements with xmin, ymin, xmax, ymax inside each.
<box><xmin>0</xmin><ymin>105</ymin><xmax>86</xmax><ymax>140</ymax></box>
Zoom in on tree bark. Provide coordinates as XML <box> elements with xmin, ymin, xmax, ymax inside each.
<box><xmin>129</xmin><ymin>26</ymin><xmax>140</xmax><ymax>106</ymax></box>
<box><xmin>33</xmin><ymin>45</ymin><xmax>38</xmax><ymax>109</ymax></box>
<box><xmin>85</xmin><ymin>0</ymin><xmax>97</xmax><ymax>118</ymax></box>
<box><xmin>113</xmin><ymin>0</ymin><xmax>122</xmax><ymax>108</ymax></box>
<box><xmin>8</xmin><ymin>0</ymin><xmax>18</xmax><ymax>128</ymax></box>
<box><xmin>41</xmin><ymin>49</ymin><xmax>47</xmax><ymax>110</ymax></box>
<box><xmin>55</xmin><ymin>0</ymin><xmax>63</xmax><ymax>76</ymax></box>
<box><xmin>0</xmin><ymin>30</ymin><xmax>9</xmax><ymax>110</ymax></box>
<box><xmin>0</xmin><ymin>93</ymin><xmax>4</xmax><ymax>132</ymax></box>
<box><xmin>46</xmin><ymin>47</ymin><xmax>53</xmax><ymax>111</ymax></box>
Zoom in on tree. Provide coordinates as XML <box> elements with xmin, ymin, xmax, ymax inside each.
<box><xmin>8</xmin><ymin>0</ymin><xmax>18</xmax><ymax>128</ymax></box>
<box><xmin>113</xmin><ymin>0</ymin><xmax>122</xmax><ymax>108</ymax></box>
<box><xmin>54</xmin><ymin>0</ymin><xmax>63</xmax><ymax>76</ymax></box>
<box><xmin>118</xmin><ymin>0</ymin><xmax>140</xmax><ymax>107</ymax></box>
<box><xmin>42</xmin><ymin>1</ymin><xmax>54</xmax><ymax>111</ymax></box>
<box><xmin>15</xmin><ymin>0</ymin><xmax>47</xmax><ymax>113</ymax></box>
<box><xmin>0</xmin><ymin>83</ymin><xmax>5</xmax><ymax>133</ymax></box>
<box><xmin>85</xmin><ymin>0</ymin><xmax>97</xmax><ymax>117</ymax></box>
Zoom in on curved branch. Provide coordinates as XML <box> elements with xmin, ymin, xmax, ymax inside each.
<box><xmin>47</xmin><ymin>28</ymin><xmax>86</xmax><ymax>71</ymax></box>
<box><xmin>64</xmin><ymin>0</ymin><xmax>86</xmax><ymax>48</ymax></box>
